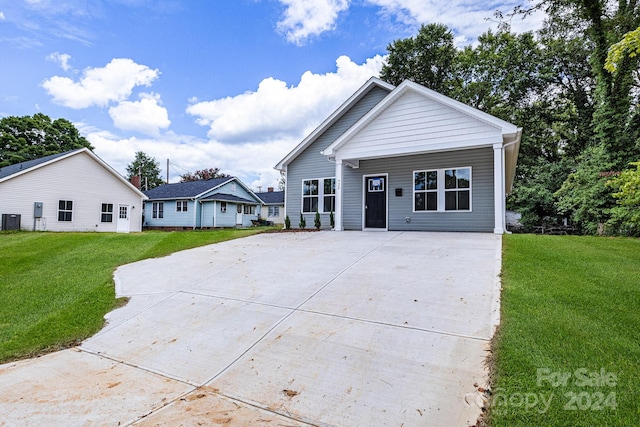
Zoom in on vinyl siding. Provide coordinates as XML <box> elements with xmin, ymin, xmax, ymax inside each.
<box><xmin>0</xmin><ymin>151</ymin><xmax>143</xmax><ymax>232</ymax></box>
<box><xmin>342</xmin><ymin>147</ymin><xmax>495</xmax><ymax>232</ymax></box>
<box><xmin>336</xmin><ymin>91</ymin><xmax>503</xmax><ymax>161</ymax></box>
<box><xmin>144</xmin><ymin>200</ymin><xmax>195</xmax><ymax>228</ymax></box>
<box><xmin>286</xmin><ymin>86</ymin><xmax>390</xmax><ymax>226</ymax></box>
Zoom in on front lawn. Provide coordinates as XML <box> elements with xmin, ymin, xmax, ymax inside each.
<box><xmin>0</xmin><ymin>228</ymin><xmax>273</xmax><ymax>363</ymax></box>
<box><xmin>489</xmin><ymin>234</ymin><xmax>639</xmax><ymax>425</ymax></box>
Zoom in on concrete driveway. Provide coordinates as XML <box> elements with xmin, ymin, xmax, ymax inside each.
<box><xmin>0</xmin><ymin>231</ymin><xmax>501</xmax><ymax>426</ymax></box>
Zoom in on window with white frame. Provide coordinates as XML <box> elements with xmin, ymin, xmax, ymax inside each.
<box><xmin>220</xmin><ymin>201</ymin><xmax>227</xmax><ymax>213</ymax></box>
<box><xmin>176</xmin><ymin>200</ymin><xmax>188</xmax><ymax>212</ymax></box>
<box><xmin>101</xmin><ymin>203</ymin><xmax>113</xmax><ymax>222</ymax></box>
<box><xmin>414</xmin><ymin>167</ymin><xmax>471</xmax><ymax>212</ymax></box>
<box><xmin>243</xmin><ymin>205</ymin><xmax>255</xmax><ymax>215</ymax></box>
<box><xmin>58</xmin><ymin>200</ymin><xmax>73</xmax><ymax>221</ymax></box>
<box><xmin>268</xmin><ymin>206</ymin><xmax>279</xmax><ymax>217</ymax></box>
<box><xmin>152</xmin><ymin>202</ymin><xmax>164</xmax><ymax>218</ymax></box>
<box><xmin>302</xmin><ymin>178</ymin><xmax>335</xmax><ymax>213</ymax></box>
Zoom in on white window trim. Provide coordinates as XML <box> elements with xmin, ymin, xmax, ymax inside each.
<box><xmin>301</xmin><ymin>177</ymin><xmax>335</xmax><ymax>213</ymax></box>
<box><xmin>176</xmin><ymin>200</ymin><xmax>188</xmax><ymax>213</ymax></box>
<box><xmin>413</xmin><ymin>166</ymin><xmax>472</xmax><ymax>213</ymax></box>
<box><xmin>101</xmin><ymin>203</ymin><xmax>114</xmax><ymax>223</ymax></box>
<box><xmin>152</xmin><ymin>201</ymin><xmax>164</xmax><ymax>219</ymax></box>
<box><xmin>58</xmin><ymin>200</ymin><xmax>73</xmax><ymax>222</ymax></box>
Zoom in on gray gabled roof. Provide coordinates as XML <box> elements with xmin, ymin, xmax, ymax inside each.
<box><xmin>0</xmin><ymin>150</ymin><xmax>74</xmax><ymax>180</ymax></box>
<box><xmin>255</xmin><ymin>190</ymin><xmax>284</xmax><ymax>205</ymax></box>
<box><xmin>143</xmin><ymin>177</ymin><xmax>235</xmax><ymax>200</ymax></box>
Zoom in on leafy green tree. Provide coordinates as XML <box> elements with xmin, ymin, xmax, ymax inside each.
<box><xmin>606</xmin><ymin>161</ymin><xmax>640</xmax><ymax>236</ymax></box>
<box><xmin>605</xmin><ymin>26</ymin><xmax>640</xmax><ymax>72</ymax></box>
<box><xmin>0</xmin><ymin>113</ymin><xmax>92</xmax><ymax>167</ymax></box>
<box><xmin>556</xmin><ymin>145</ymin><xmax>616</xmax><ymax>234</ymax></box>
<box><xmin>380</xmin><ymin>23</ymin><xmax>459</xmax><ymax>96</ymax></box>
<box><xmin>180</xmin><ymin>167</ymin><xmax>230</xmax><ymax>182</ymax></box>
<box><xmin>126</xmin><ymin>151</ymin><xmax>164</xmax><ymax>190</ymax></box>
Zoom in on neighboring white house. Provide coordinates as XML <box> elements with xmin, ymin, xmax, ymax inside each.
<box><xmin>255</xmin><ymin>188</ymin><xmax>285</xmax><ymax>225</ymax></box>
<box><xmin>0</xmin><ymin>148</ymin><xmax>147</xmax><ymax>232</ymax></box>
<box><xmin>275</xmin><ymin>78</ymin><xmax>522</xmax><ymax>233</ymax></box>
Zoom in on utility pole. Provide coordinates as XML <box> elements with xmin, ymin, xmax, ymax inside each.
<box><xmin>167</xmin><ymin>159</ymin><xmax>169</xmax><ymax>184</ymax></box>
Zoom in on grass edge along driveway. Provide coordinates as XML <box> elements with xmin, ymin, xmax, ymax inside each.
<box><xmin>488</xmin><ymin>234</ymin><xmax>639</xmax><ymax>426</ymax></box>
<box><xmin>0</xmin><ymin>228</ymin><xmax>274</xmax><ymax>363</ymax></box>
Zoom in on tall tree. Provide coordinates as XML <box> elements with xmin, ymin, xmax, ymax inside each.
<box><xmin>380</xmin><ymin>23</ymin><xmax>459</xmax><ymax>96</ymax></box>
<box><xmin>180</xmin><ymin>167</ymin><xmax>230</xmax><ymax>182</ymax></box>
<box><xmin>126</xmin><ymin>151</ymin><xmax>164</xmax><ymax>190</ymax></box>
<box><xmin>0</xmin><ymin>113</ymin><xmax>93</xmax><ymax>167</ymax></box>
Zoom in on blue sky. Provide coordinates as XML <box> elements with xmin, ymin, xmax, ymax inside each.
<box><xmin>0</xmin><ymin>0</ymin><xmax>544</xmax><ymax>189</ymax></box>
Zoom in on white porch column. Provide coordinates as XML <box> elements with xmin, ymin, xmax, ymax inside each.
<box><xmin>493</xmin><ymin>143</ymin><xmax>505</xmax><ymax>234</ymax></box>
<box><xmin>334</xmin><ymin>159</ymin><xmax>343</xmax><ymax>231</ymax></box>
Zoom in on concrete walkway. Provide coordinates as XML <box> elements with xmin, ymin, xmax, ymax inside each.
<box><xmin>0</xmin><ymin>231</ymin><xmax>502</xmax><ymax>426</ymax></box>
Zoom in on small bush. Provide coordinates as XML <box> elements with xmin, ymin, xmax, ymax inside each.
<box><xmin>299</xmin><ymin>213</ymin><xmax>306</xmax><ymax>229</ymax></box>
<box><xmin>314</xmin><ymin>210</ymin><xmax>321</xmax><ymax>230</ymax></box>
<box><xmin>284</xmin><ymin>215</ymin><xmax>291</xmax><ymax>229</ymax></box>
<box><xmin>330</xmin><ymin>210</ymin><xmax>335</xmax><ymax>228</ymax></box>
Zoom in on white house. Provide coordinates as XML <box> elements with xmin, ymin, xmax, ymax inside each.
<box><xmin>0</xmin><ymin>148</ymin><xmax>147</xmax><ymax>232</ymax></box>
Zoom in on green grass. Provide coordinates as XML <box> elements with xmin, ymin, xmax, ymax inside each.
<box><xmin>489</xmin><ymin>234</ymin><xmax>640</xmax><ymax>426</ymax></box>
<box><xmin>0</xmin><ymin>228</ymin><xmax>275</xmax><ymax>363</ymax></box>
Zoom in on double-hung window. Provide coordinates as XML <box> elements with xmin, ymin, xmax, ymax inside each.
<box><xmin>58</xmin><ymin>200</ymin><xmax>73</xmax><ymax>221</ymax></box>
<box><xmin>220</xmin><ymin>201</ymin><xmax>227</xmax><ymax>213</ymax></box>
<box><xmin>414</xmin><ymin>167</ymin><xmax>471</xmax><ymax>212</ymax></box>
<box><xmin>444</xmin><ymin>168</ymin><xmax>471</xmax><ymax>210</ymax></box>
<box><xmin>243</xmin><ymin>205</ymin><xmax>255</xmax><ymax>215</ymax></box>
<box><xmin>152</xmin><ymin>202</ymin><xmax>164</xmax><ymax>218</ymax></box>
<box><xmin>302</xmin><ymin>178</ymin><xmax>335</xmax><ymax>213</ymax></box>
<box><xmin>176</xmin><ymin>200</ymin><xmax>188</xmax><ymax>212</ymax></box>
<box><xmin>101</xmin><ymin>203</ymin><xmax>113</xmax><ymax>222</ymax></box>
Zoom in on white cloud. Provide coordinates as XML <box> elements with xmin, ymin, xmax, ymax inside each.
<box><xmin>277</xmin><ymin>0</ymin><xmax>350</xmax><ymax>45</ymax></box>
<box><xmin>0</xmin><ymin>11</ymin><xmax>5</xmax><ymax>20</ymax></box>
<box><xmin>42</xmin><ymin>58</ymin><xmax>160</xmax><ymax>108</ymax></box>
<box><xmin>46</xmin><ymin>52</ymin><xmax>72</xmax><ymax>71</ymax></box>
<box><xmin>109</xmin><ymin>93</ymin><xmax>170</xmax><ymax>136</ymax></box>
<box><xmin>186</xmin><ymin>54</ymin><xmax>385</xmax><ymax>143</ymax></box>
<box><xmin>276</xmin><ymin>0</ymin><xmax>545</xmax><ymax>46</ymax></box>
<box><xmin>367</xmin><ymin>0</ymin><xmax>546</xmax><ymax>44</ymax></box>
<box><xmin>84</xmin><ymin>127</ymin><xmax>287</xmax><ymax>190</ymax></box>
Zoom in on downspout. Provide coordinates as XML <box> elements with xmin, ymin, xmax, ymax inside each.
<box><xmin>194</xmin><ymin>198</ymin><xmax>198</xmax><ymax>230</ymax></box>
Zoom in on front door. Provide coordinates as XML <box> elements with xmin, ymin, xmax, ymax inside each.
<box><xmin>236</xmin><ymin>204</ymin><xmax>243</xmax><ymax>225</ymax></box>
<box><xmin>116</xmin><ymin>204</ymin><xmax>130</xmax><ymax>233</ymax></box>
<box><xmin>365</xmin><ymin>175</ymin><xmax>387</xmax><ymax>229</ymax></box>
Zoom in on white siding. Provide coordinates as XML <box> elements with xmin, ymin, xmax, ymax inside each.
<box><xmin>0</xmin><ymin>152</ymin><xmax>143</xmax><ymax>232</ymax></box>
<box><xmin>335</xmin><ymin>92</ymin><xmax>504</xmax><ymax>161</ymax></box>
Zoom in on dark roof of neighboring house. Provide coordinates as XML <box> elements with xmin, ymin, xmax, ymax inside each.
<box><xmin>255</xmin><ymin>190</ymin><xmax>284</xmax><ymax>205</ymax></box>
<box><xmin>0</xmin><ymin>150</ymin><xmax>77</xmax><ymax>180</ymax></box>
<box><xmin>201</xmin><ymin>193</ymin><xmax>258</xmax><ymax>204</ymax></box>
<box><xmin>143</xmin><ymin>177</ymin><xmax>234</xmax><ymax>199</ymax></box>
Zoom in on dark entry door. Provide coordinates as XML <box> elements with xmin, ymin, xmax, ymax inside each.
<box><xmin>365</xmin><ymin>175</ymin><xmax>386</xmax><ymax>228</ymax></box>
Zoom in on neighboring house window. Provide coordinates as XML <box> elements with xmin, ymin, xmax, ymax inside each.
<box><xmin>244</xmin><ymin>205</ymin><xmax>255</xmax><ymax>215</ymax></box>
<box><xmin>414</xmin><ymin>167</ymin><xmax>471</xmax><ymax>212</ymax></box>
<box><xmin>152</xmin><ymin>202</ymin><xmax>164</xmax><ymax>218</ymax></box>
<box><xmin>176</xmin><ymin>200</ymin><xmax>188</xmax><ymax>212</ymax></box>
<box><xmin>268</xmin><ymin>206</ymin><xmax>280</xmax><ymax>217</ymax></box>
<box><xmin>302</xmin><ymin>177</ymin><xmax>335</xmax><ymax>213</ymax></box>
<box><xmin>58</xmin><ymin>200</ymin><xmax>73</xmax><ymax>221</ymax></box>
<box><xmin>101</xmin><ymin>203</ymin><xmax>113</xmax><ymax>222</ymax></box>
<box><xmin>220</xmin><ymin>201</ymin><xmax>227</xmax><ymax>213</ymax></box>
